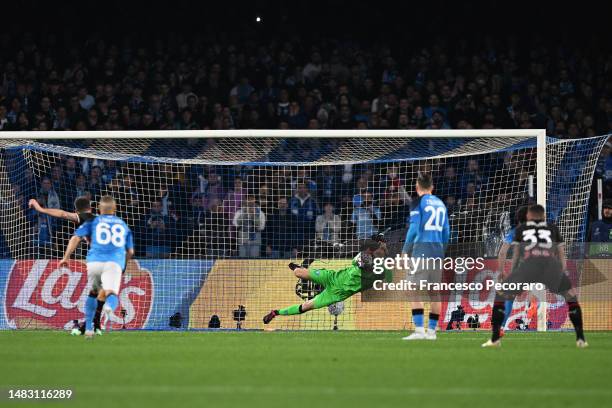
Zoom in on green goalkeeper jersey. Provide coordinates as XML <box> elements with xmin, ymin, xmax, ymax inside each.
<box><xmin>333</xmin><ymin>252</ymin><xmax>392</xmax><ymax>292</ymax></box>
<box><xmin>307</xmin><ymin>252</ymin><xmax>393</xmax><ymax>309</ymax></box>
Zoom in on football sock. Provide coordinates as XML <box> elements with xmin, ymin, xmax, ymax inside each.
<box><xmin>491</xmin><ymin>301</ymin><xmax>506</xmax><ymax>342</ymax></box>
<box><xmin>412</xmin><ymin>308</ymin><xmax>424</xmax><ymax>328</ymax></box>
<box><xmin>105</xmin><ymin>294</ymin><xmax>119</xmax><ymax>312</ymax></box>
<box><xmin>93</xmin><ymin>300</ymin><xmax>105</xmax><ymax>329</ymax></box>
<box><xmin>501</xmin><ymin>300</ymin><xmax>514</xmax><ymax>327</ymax></box>
<box><xmin>85</xmin><ymin>295</ymin><xmax>97</xmax><ymax>332</ymax></box>
<box><xmin>567</xmin><ymin>301</ymin><xmax>585</xmax><ymax>341</ymax></box>
<box><xmin>428</xmin><ymin>313</ymin><xmax>439</xmax><ymax>331</ymax></box>
<box><xmin>278</xmin><ymin>304</ymin><xmax>303</xmax><ymax>316</ymax></box>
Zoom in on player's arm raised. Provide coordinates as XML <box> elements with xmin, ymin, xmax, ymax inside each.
<box><xmin>29</xmin><ymin>198</ymin><xmax>80</xmax><ymax>223</ymax></box>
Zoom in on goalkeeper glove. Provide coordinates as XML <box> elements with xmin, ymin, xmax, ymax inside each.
<box><xmin>371</xmin><ymin>233</ymin><xmax>386</xmax><ymax>243</ymax></box>
<box><xmin>301</xmin><ymin>258</ymin><xmax>314</xmax><ymax>268</ymax></box>
<box><xmin>289</xmin><ymin>259</ymin><xmax>314</xmax><ymax>271</ymax></box>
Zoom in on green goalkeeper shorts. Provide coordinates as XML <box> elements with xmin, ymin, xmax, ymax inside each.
<box><xmin>308</xmin><ymin>267</ymin><xmax>360</xmax><ymax>309</ymax></box>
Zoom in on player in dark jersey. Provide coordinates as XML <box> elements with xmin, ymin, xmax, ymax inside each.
<box><xmin>28</xmin><ymin>196</ymin><xmax>105</xmax><ymax>335</ymax></box>
<box><xmin>483</xmin><ymin>204</ymin><xmax>587</xmax><ymax>348</ymax></box>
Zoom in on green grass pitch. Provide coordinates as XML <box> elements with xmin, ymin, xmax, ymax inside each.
<box><xmin>1</xmin><ymin>331</ymin><xmax>611</xmax><ymax>408</ymax></box>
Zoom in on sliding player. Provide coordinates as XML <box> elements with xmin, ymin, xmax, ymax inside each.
<box><xmin>402</xmin><ymin>173</ymin><xmax>449</xmax><ymax>340</ymax></box>
<box><xmin>482</xmin><ymin>204</ymin><xmax>587</xmax><ymax>348</ymax></box>
<box><xmin>60</xmin><ymin>196</ymin><xmax>134</xmax><ymax>339</ymax></box>
<box><xmin>496</xmin><ymin>206</ymin><xmax>528</xmax><ymax>331</ymax></box>
<box><xmin>263</xmin><ymin>238</ymin><xmax>389</xmax><ymax>324</ymax></box>
<box><xmin>29</xmin><ymin>197</ymin><xmax>105</xmax><ymax>335</ymax></box>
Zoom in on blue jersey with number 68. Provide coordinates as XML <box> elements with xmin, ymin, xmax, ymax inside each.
<box><xmin>402</xmin><ymin>194</ymin><xmax>449</xmax><ymax>258</ymax></box>
<box><xmin>75</xmin><ymin>214</ymin><xmax>134</xmax><ymax>270</ymax></box>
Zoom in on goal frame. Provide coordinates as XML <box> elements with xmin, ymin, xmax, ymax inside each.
<box><xmin>0</xmin><ymin>129</ymin><xmax>549</xmax><ymax>330</ymax></box>
<box><xmin>0</xmin><ymin>128</ymin><xmax>548</xmax><ymax>208</ymax></box>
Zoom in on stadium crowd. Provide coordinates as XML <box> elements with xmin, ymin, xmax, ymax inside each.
<box><xmin>1</xmin><ymin>31</ymin><xmax>611</xmax><ymax>257</ymax></box>
<box><xmin>1</xmin><ymin>34</ymin><xmax>611</xmax><ymax>136</ymax></box>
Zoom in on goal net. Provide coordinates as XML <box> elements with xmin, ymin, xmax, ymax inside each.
<box><xmin>0</xmin><ymin>131</ymin><xmax>608</xmax><ymax>331</ymax></box>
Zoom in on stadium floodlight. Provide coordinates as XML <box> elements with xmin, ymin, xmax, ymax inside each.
<box><xmin>0</xmin><ymin>129</ymin><xmax>607</xmax><ymax>332</ymax></box>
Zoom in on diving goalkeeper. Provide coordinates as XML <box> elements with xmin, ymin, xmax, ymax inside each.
<box><xmin>263</xmin><ymin>237</ymin><xmax>389</xmax><ymax>323</ymax></box>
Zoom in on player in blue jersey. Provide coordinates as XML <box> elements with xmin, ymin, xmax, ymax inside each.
<box><xmin>29</xmin><ymin>196</ymin><xmax>106</xmax><ymax>336</ymax></box>
<box><xmin>60</xmin><ymin>196</ymin><xmax>134</xmax><ymax>339</ymax></box>
<box><xmin>401</xmin><ymin>173</ymin><xmax>449</xmax><ymax>340</ymax></box>
<box><xmin>496</xmin><ymin>206</ymin><xmax>527</xmax><ymax>331</ymax></box>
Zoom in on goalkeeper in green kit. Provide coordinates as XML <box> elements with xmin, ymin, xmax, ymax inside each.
<box><xmin>263</xmin><ymin>236</ymin><xmax>390</xmax><ymax>324</ymax></box>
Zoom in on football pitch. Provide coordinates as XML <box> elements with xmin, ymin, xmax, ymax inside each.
<box><xmin>1</xmin><ymin>331</ymin><xmax>611</xmax><ymax>408</ymax></box>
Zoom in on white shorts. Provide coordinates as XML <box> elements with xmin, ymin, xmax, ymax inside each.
<box><xmin>87</xmin><ymin>262</ymin><xmax>122</xmax><ymax>294</ymax></box>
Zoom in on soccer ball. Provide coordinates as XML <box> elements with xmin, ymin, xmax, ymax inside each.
<box><xmin>328</xmin><ymin>302</ymin><xmax>345</xmax><ymax>316</ymax></box>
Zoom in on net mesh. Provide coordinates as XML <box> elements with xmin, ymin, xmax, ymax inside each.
<box><xmin>0</xmin><ymin>134</ymin><xmax>607</xmax><ymax>331</ymax></box>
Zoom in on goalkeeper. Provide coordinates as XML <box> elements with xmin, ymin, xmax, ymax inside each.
<box><xmin>263</xmin><ymin>237</ymin><xmax>390</xmax><ymax>324</ymax></box>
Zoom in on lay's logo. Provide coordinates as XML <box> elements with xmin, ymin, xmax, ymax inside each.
<box><xmin>4</xmin><ymin>260</ymin><xmax>153</xmax><ymax>330</ymax></box>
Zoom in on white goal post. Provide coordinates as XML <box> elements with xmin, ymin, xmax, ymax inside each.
<box><xmin>0</xmin><ymin>129</ymin><xmax>548</xmax><ymax>207</ymax></box>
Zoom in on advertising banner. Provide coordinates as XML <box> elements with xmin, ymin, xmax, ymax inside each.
<box><xmin>0</xmin><ymin>259</ymin><xmax>213</xmax><ymax>330</ymax></box>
